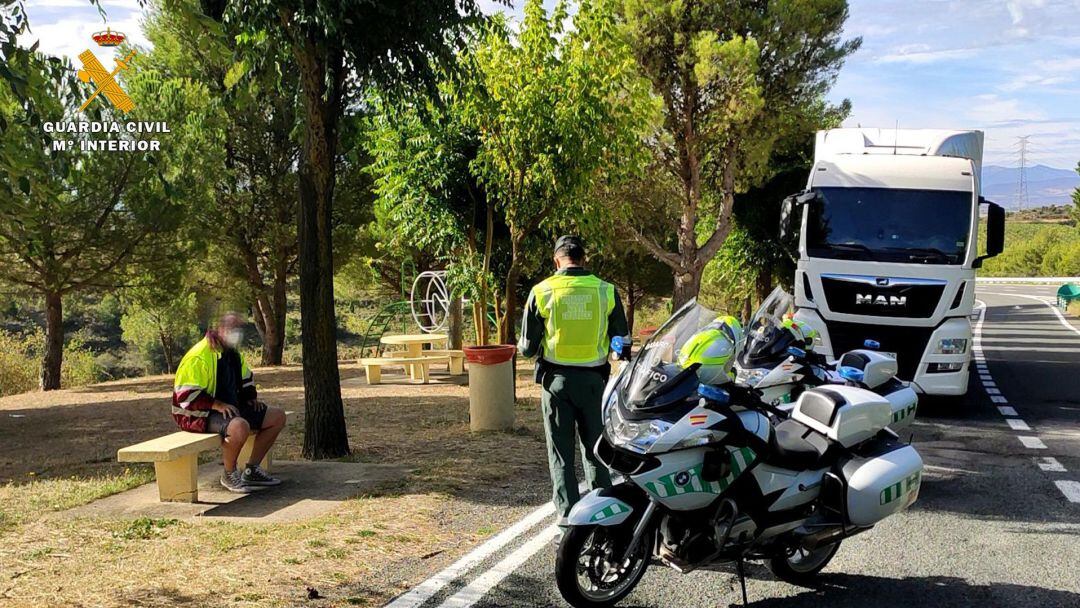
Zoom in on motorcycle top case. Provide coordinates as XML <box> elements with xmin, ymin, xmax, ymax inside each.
<box><xmin>837</xmin><ymin>349</ymin><xmax>898</xmax><ymax>390</ymax></box>
<box><xmin>839</xmin><ymin>442</ymin><xmax>923</xmax><ymax>526</ymax></box>
<box><xmin>790</xmin><ymin>385</ymin><xmax>892</xmax><ymax>448</ymax></box>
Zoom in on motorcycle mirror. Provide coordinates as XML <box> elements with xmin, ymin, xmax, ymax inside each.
<box><xmin>838</xmin><ymin>365</ymin><xmax>865</xmax><ymax>383</ymax></box>
<box><xmin>863</xmin><ymin>339</ymin><xmax>881</xmax><ymax>350</ymax></box>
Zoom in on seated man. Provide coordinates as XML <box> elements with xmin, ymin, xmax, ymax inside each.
<box><xmin>172</xmin><ymin>312</ymin><xmax>287</xmax><ymax>493</ymax></box>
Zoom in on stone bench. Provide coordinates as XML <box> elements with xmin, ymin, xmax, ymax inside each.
<box><xmin>117</xmin><ymin>421</ymin><xmax>282</xmax><ymax>503</ymax></box>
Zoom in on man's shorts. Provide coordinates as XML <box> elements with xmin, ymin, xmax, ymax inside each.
<box><xmin>205</xmin><ymin>404</ymin><xmax>268</xmax><ymax>438</ymax></box>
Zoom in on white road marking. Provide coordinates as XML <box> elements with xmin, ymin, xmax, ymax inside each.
<box><xmin>979</xmin><ymin>375</ymin><xmax>993</xmax><ymax>382</ymax></box>
<box><xmin>383</xmin><ymin>503</ymin><xmax>556</xmax><ymax>608</ymax></box>
<box><xmin>1054</xmin><ymin>480</ymin><xmax>1080</xmax><ymax>503</ymax></box>
<box><xmin>1037</xmin><ymin>457</ymin><xmax>1066</xmax><ymax>472</ymax></box>
<box><xmin>1006</xmin><ymin>418</ymin><xmax>1031</xmax><ymax>431</ymax></box>
<box><xmin>988</xmin><ymin>292</ymin><xmax>1080</xmax><ymax>338</ymax></box>
<box><xmin>991</xmin><ymin>395</ymin><xmax>1008</xmax><ymax>404</ymax></box>
<box><xmin>436</xmin><ymin>525</ymin><xmax>558</xmax><ymax>608</ymax></box>
<box><xmin>997</xmin><ymin>406</ymin><xmax>1018</xmax><ymax>416</ymax></box>
<box><xmin>985</xmin><ymin>387</ymin><xmax>1001</xmax><ymax>395</ymax></box>
<box><xmin>1018</xmin><ymin>436</ymin><xmax>1047</xmax><ymax>449</ymax></box>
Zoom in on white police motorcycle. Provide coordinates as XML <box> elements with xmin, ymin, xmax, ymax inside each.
<box><xmin>734</xmin><ymin>287</ymin><xmax>919</xmax><ymax>435</ymax></box>
<box><xmin>555</xmin><ymin>299</ymin><xmax>923</xmax><ymax>607</ymax></box>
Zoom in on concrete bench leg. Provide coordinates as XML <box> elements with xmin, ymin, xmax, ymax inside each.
<box><xmin>237</xmin><ymin>435</ymin><xmax>274</xmax><ymax>472</ymax></box>
<box><xmin>418</xmin><ymin>363</ymin><xmax>430</xmax><ymax>384</ymax></box>
<box><xmin>154</xmin><ymin>454</ymin><xmax>199</xmax><ymax>502</ymax></box>
<box><xmin>365</xmin><ymin>364</ymin><xmax>382</xmax><ymax>385</ymax></box>
<box><xmin>449</xmin><ymin>357</ymin><xmax>464</xmax><ymax>375</ymax></box>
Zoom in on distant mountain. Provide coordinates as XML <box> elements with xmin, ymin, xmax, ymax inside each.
<box><xmin>981</xmin><ymin>164</ymin><xmax>1079</xmax><ymax>209</ymax></box>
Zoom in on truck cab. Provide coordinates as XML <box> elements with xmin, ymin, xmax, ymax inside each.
<box><xmin>782</xmin><ymin>128</ymin><xmax>1005</xmax><ymax>396</ymax></box>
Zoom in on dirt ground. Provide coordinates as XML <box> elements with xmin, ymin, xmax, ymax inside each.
<box><xmin>0</xmin><ymin>362</ymin><xmax>558</xmax><ymax>607</ymax></box>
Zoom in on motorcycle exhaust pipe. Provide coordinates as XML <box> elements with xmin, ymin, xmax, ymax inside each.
<box><xmin>799</xmin><ymin>524</ymin><xmax>871</xmax><ymax>550</ymax></box>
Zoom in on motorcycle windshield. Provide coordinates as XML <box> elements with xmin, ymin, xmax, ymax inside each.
<box><xmin>621</xmin><ymin>299</ymin><xmax>721</xmax><ymax>411</ymax></box>
<box><xmin>741</xmin><ymin>287</ymin><xmax>798</xmax><ymax>367</ymax></box>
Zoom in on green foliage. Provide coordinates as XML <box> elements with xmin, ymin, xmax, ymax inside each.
<box><xmin>0</xmin><ymin>330</ymin><xmax>37</xmax><ymax>396</ymax></box>
<box><xmin>120</xmin><ymin>292</ymin><xmax>200</xmax><ymax>374</ymax></box>
<box><xmin>979</xmin><ymin>223</ymin><xmax>1080</xmax><ymax>277</ymax></box>
<box><xmin>617</xmin><ymin>0</ymin><xmax>859</xmax><ymax>304</ymax></box>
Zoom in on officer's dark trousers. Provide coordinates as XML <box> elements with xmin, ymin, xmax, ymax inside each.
<box><xmin>541</xmin><ymin>367</ymin><xmax>612</xmax><ymax>520</ymax></box>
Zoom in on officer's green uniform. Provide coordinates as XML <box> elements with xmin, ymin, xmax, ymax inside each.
<box><xmin>518</xmin><ymin>266</ymin><xmax>629</xmax><ymax>520</ymax></box>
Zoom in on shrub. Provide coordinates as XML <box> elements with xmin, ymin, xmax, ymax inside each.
<box><xmin>0</xmin><ymin>331</ymin><xmax>38</xmax><ymax>397</ymax></box>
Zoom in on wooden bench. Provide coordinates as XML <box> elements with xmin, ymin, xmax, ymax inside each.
<box><xmin>359</xmin><ymin>355</ymin><xmax>450</xmax><ymax>384</ymax></box>
<box><xmin>118</xmin><ymin>422</ymin><xmax>282</xmax><ymax>503</ymax></box>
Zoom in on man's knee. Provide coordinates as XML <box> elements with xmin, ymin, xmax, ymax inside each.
<box><xmin>226</xmin><ymin>417</ymin><xmax>251</xmax><ymax>438</ymax></box>
<box><xmin>265</xmin><ymin>406</ymin><xmax>286</xmax><ymax>428</ymax></box>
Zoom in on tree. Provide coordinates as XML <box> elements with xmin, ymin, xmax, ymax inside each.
<box><xmin>465</xmin><ymin>0</ymin><xmax>652</xmax><ymax>343</ymax></box>
<box><xmin>208</xmin><ymin>0</ymin><xmax>495</xmax><ymax>459</ymax></box>
<box><xmin>1072</xmin><ymin>162</ymin><xmax>1080</xmax><ymax>225</ymax></box>
<box><xmin>618</xmin><ymin>0</ymin><xmax>860</xmax><ymax>307</ymax></box>
<box><xmin>143</xmin><ymin>1</ymin><xmax>303</xmax><ymax>365</ymax></box>
<box><xmin>0</xmin><ymin>51</ymin><xmax>192</xmax><ymax>389</ymax></box>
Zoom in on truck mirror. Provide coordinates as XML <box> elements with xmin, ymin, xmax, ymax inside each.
<box><xmin>779</xmin><ymin>195</ymin><xmax>795</xmax><ymax>240</ymax></box>
<box><xmin>973</xmin><ymin>200</ymin><xmax>1005</xmax><ymax>268</ymax></box>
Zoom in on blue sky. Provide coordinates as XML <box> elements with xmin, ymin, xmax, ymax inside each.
<box><xmin>21</xmin><ymin>0</ymin><xmax>1080</xmax><ymax>169</ymax></box>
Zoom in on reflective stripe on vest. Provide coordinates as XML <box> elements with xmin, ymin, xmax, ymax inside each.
<box><xmin>533</xmin><ymin>274</ymin><xmax>614</xmax><ymax>366</ymax></box>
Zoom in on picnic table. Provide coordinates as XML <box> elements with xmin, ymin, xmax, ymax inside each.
<box><xmin>377</xmin><ymin>333</ymin><xmax>450</xmax><ymax>381</ymax></box>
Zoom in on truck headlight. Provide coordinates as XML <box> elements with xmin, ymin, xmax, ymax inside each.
<box><xmin>935</xmin><ymin>338</ymin><xmax>968</xmax><ymax>355</ymax></box>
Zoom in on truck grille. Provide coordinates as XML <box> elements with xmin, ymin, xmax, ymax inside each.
<box><xmin>826</xmin><ymin>321</ymin><xmax>933</xmax><ymax>379</ymax></box>
<box><xmin>822</xmin><ymin>275</ymin><xmax>945</xmax><ymax>319</ymax></box>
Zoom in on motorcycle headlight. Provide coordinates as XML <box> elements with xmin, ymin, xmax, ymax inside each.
<box><xmin>608</xmin><ymin>406</ymin><xmax>671</xmax><ymax>454</ymax></box>
<box><xmin>736</xmin><ymin>367</ymin><xmax>768</xmax><ymax>386</ymax></box>
<box><xmin>935</xmin><ymin>338</ymin><xmax>968</xmax><ymax>355</ymax></box>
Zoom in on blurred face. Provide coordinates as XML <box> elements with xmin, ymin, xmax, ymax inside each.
<box><xmin>217</xmin><ymin>315</ymin><xmax>244</xmax><ymax>349</ymax></box>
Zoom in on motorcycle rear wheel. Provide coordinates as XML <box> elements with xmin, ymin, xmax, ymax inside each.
<box><xmin>555</xmin><ymin>525</ymin><xmax>650</xmax><ymax>608</ymax></box>
<box><xmin>766</xmin><ymin>540</ymin><xmax>841</xmax><ymax>587</ymax></box>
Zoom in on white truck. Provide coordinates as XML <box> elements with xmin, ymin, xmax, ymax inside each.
<box><xmin>780</xmin><ymin>128</ymin><xmax>1005</xmax><ymax>397</ymax></box>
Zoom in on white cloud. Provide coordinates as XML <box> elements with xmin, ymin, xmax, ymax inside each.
<box><xmin>19</xmin><ymin>7</ymin><xmax>149</xmax><ymax>61</ymax></box>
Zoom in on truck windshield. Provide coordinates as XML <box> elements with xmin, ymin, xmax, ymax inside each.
<box><xmin>806</xmin><ymin>187</ymin><xmax>971</xmax><ymax>264</ymax></box>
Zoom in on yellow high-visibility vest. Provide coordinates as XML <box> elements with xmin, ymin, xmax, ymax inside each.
<box><xmin>532</xmin><ymin>274</ymin><xmax>615</xmax><ymax>366</ymax></box>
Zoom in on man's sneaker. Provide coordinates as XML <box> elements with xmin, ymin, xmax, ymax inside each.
<box><xmin>242</xmin><ymin>464</ymin><xmax>281</xmax><ymax>487</ymax></box>
<box><xmin>220</xmin><ymin>470</ymin><xmax>253</xmax><ymax>494</ymax></box>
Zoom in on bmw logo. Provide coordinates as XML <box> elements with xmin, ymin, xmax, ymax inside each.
<box><xmin>674</xmin><ymin>471</ymin><xmax>691</xmax><ymax>486</ymax></box>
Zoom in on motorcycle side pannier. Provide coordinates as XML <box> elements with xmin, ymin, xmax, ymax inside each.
<box><xmin>839</xmin><ymin>442</ymin><xmax>923</xmax><ymax>526</ymax></box>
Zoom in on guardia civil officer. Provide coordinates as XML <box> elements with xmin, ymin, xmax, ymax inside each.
<box><xmin>518</xmin><ymin>236</ymin><xmax>630</xmax><ymax>533</ymax></box>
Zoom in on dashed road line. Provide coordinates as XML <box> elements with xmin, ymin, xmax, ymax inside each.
<box><xmin>1054</xmin><ymin>480</ymin><xmax>1080</xmax><ymax>503</ymax></box>
<box><xmin>1018</xmin><ymin>436</ymin><xmax>1047</xmax><ymax>449</ymax></box>
<box><xmin>991</xmin><ymin>395</ymin><xmax>1008</xmax><ymax>404</ymax></box>
<box><xmin>1006</xmin><ymin>418</ymin><xmax>1032</xmax><ymax>431</ymax></box>
<box><xmin>1037</xmin><ymin>457</ymin><xmax>1066</xmax><ymax>472</ymax></box>
<box><xmin>997</xmin><ymin>406</ymin><xmax>1018</xmax><ymax>416</ymax></box>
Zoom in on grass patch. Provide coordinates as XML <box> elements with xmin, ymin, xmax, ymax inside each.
<box><xmin>0</xmin><ymin>467</ymin><xmax>154</xmax><ymax>534</ymax></box>
<box><xmin>112</xmin><ymin>517</ymin><xmax>180</xmax><ymax>540</ymax></box>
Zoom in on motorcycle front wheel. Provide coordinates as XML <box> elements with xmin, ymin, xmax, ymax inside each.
<box><xmin>766</xmin><ymin>540</ymin><xmax>841</xmax><ymax>587</ymax></box>
<box><xmin>555</xmin><ymin>524</ymin><xmax>651</xmax><ymax>608</ymax></box>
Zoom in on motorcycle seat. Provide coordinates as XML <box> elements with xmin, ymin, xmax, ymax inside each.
<box><xmin>768</xmin><ymin>418</ymin><xmax>831</xmax><ymax>469</ymax></box>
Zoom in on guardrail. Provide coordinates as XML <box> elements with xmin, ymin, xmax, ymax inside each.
<box><xmin>975</xmin><ymin>277</ymin><xmax>1080</xmax><ymax>284</ymax></box>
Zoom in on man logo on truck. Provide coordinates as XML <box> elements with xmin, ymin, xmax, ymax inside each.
<box><xmin>855</xmin><ymin>294</ymin><xmax>907</xmax><ymax>307</ymax></box>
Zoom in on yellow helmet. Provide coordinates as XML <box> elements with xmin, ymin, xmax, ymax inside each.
<box><xmin>678</xmin><ymin>315</ymin><xmax>742</xmax><ymax>385</ymax></box>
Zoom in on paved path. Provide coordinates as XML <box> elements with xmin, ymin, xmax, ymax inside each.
<box><xmin>383</xmin><ymin>283</ymin><xmax>1080</xmax><ymax>608</ymax></box>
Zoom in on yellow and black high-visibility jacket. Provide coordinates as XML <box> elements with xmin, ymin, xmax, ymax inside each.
<box><xmin>171</xmin><ymin>335</ymin><xmax>256</xmax><ymax>432</ymax></box>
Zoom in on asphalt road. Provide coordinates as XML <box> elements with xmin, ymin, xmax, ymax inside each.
<box><xmin>384</xmin><ymin>283</ymin><xmax>1080</xmax><ymax>608</ymax></box>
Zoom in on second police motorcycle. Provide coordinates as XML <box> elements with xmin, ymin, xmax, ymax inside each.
<box><xmin>555</xmin><ymin>295</ymin><xmax>924</xmax><ymax>608</ymax></box>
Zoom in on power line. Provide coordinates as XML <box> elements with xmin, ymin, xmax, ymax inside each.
<box><xmin>1014</xmin><ymin>135</ymin><xmax>1031</xmax><ymax>210</ymax></box>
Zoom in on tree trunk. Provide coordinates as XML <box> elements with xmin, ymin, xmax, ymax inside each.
<box><xmin>40</xmin><ymin>291</ymin><xmax>63</xmax><ymax>391</ymax></box>
<box><xmin>671</xmin><ymin>266</ymin><xmax>704</xmax><ymax>310</ymax></box>
<box><xmin>755</xmin><ymin>270</ymin><xmax>772</xmax><ymax>304</ymax></box>
<box><xmin>448</xmin><ymin>296</ymin><xmax>463</xmax><ymax>349</ymax></box>
<box><xmin>625</xmin><ymin>288</ymin><xmax>638</xmax><ymax>338</ymax></box>
<box><xmin>159</xmin><ymin>329</ymin><xmax>175</xmax><ymax>373</ymax></box>
<box><xmin>295</xmin><ymin>40</ymin><xmax>349</xmax><ymax>459</ymax></box>
<box><xmin>499</xmin><ymin>247</ymin><xmax>523</xmax><ymax>345</ymax></box>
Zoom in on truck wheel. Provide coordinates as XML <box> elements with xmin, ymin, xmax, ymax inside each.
<box><xmin>767</xmin><ymin>541</ymin><xmax>841</xmax><ymax>587</ymax></box>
